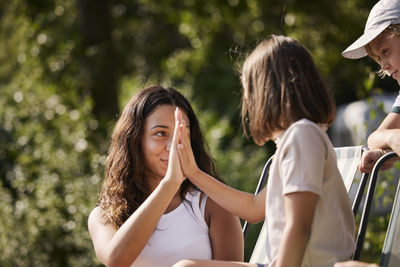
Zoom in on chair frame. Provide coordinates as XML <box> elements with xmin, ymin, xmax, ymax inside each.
<box><xmin>242</xmin><ymin>156</ymin><xmax>273</xmax><ymax>237</ymax></box>
<box><xmin>352</xmin><ymin>151</ymin><xmax>399</xmax><ymax>262</ymax></box>
<box><xmin>380</xmin><ymin>169</ymin><xmax>400</xmax><ymax>267</ymax></box>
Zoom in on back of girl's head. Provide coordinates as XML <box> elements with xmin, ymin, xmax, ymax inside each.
<box><xmin>99</xmin><ymin>85</ymin><xmax>218</xmax><ymax>228</ymax></box>
<box><xmin>241</xmin><ymin>35</ymin><xmax>335</xmax><ymax>145</ymax></box>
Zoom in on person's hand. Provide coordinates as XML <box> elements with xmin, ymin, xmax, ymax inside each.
<box><xmin>386</xmin><ymin>130</ymin><xmax>400</xmax><ymax>157</ymax></box>
<box><xmin>164</xmin><ymin>108</ymin><xmax>186</xmax><ymax>185</ymax></box>
<box><xmin>359</xmin><ymin>148</ymin><xmax>398</xmax><ymax>173</ymax></box>
<box><xmin>334</xmin><ymin>260</ymin><xmax>379</xmax><ymax>267</ymax></box>
<box><xmin>176</xmin><ymin>111</ymin><xmax>201</xmax><ymax>180</ymax></box>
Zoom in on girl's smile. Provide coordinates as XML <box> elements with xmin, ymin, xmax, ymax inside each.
<box><xmin>141</xmin><ymin>104</ymin><xmax>190</xmax><ymax>183</ymax></box>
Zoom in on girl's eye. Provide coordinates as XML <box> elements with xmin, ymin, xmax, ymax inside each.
<box><xmin>155</xmin><ymin>131</ymin><xmax>166</xmax><ymax>137</ymax></box>
<box><xmin>382</xmin><ymin>48</ymin><xmax>389</xmax><ymax>56</ymax></box>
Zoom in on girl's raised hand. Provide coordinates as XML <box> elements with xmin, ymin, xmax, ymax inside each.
<box><xmin>176</xmin><ymin>112</ymin><xmax>201</xmax><ymax>180</ymax></box>
<box><xmin>164</xmin><ymin>108</ymin><xmax>186</xmax><ymax>185</ymax></box>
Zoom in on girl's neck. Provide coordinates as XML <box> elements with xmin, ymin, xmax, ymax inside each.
<box><xmin>145</xmin><ymin>175</ymin><xmax>187</xmax><ymax>199</ymax></box>
<box><xmin>272</xmin><ymin>130</ymin><xmax>285</xmax><ymax>144</ymax></box>
<box><xmin>145</xmin><ymin>175</ymin><xmax>163</xmax><ymax>192</ymax></box>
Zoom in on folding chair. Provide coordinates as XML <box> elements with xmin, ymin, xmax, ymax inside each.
<box><xmin>243</xmin><ymin>145</ymin><xmax>369</xmax><ymax>264</ymax></box>
<box><xmin>381</xmin><ymin>179</ymin><xmax>400</xmax><ymax>267</ymax></box>
<box><xmin>352</xmin><ymin>151</ymin><xmax>400</xmax><ymax>265</ymax></box>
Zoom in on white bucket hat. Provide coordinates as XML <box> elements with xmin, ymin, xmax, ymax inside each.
<box><xmin>342</xmin><ymin>0</ymin><xmax>400</xmax><ymax>59</ymax></box>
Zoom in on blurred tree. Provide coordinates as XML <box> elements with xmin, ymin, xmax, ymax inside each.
<box><xmin>77</xmin><ymin>0</ymin><xmax>119</xmax><ymax>124</ymax></box>
<box><xmin>0</xmin><ymin>0</ymin><xmax>105</xmax><ymax>266</ymax></box>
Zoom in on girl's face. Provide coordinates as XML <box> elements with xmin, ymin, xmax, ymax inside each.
<box><xmin>369</xmin><ymin>33</ymin><xmax>400</xmax><ymax>85</ymax></box>
<box><xmin>141</xmin><ymin>104</ymin><xmax>190</xmax><ymax>184</ymax></box>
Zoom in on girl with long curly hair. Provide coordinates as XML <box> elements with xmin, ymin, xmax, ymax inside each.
<box><xmin>88</xmin><ymin>85</ymin><xmax>243</xmax><ymax>267</ymax></box>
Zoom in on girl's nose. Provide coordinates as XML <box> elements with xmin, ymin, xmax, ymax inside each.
<box><xmin>381</xmin><ymin>59</ymin><xmax>391</xmax><ymax>70</ymax></box>
<box><xmin>166</xmin><ymin>141</ymin><xmax>171</xmax><ymax>151</ymax></box>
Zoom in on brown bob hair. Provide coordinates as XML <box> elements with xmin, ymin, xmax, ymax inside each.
<box><xmin>99</xmin><ymin>85</ymin><xmax>220</xmax><ymax>228</ymax></box>
<box><xmin>241</xmin><ymin>35</ymin><xmax>335</xmax><ymax>145</ymax></box>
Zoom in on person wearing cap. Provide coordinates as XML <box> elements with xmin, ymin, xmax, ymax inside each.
<box><xmin>342</xmin><ymin>0</ymin><xmax>400</xmax><ymax>174</ymax></box>
<box><xmin>336</xmin><ymin>0</ymin><xmax>400</xmax><ymax>266</ymax></box>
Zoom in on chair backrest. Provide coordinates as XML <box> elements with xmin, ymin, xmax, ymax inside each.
<box><xmin>335</xmin><ymin>146</ymin><xmax>363</xmax><ymax>192</ymax></box>
<box><xmin>380</xmin><ymin>181</ymin><xmax>400</xmax><ymax>267</ymax></box>
<box><xmin>352</xmin><ymin>151</ymin><xmax>399</xmax><ymax>262</ymax></box>
<box><xmin>350</xmin><ymin>151</ymin><xmax>400</xmax><ymax>265</ymax></box>
<box><xmin>247</xmin><ymin>145</ymin><xmax>365</xmax><ymax>264</ymax></box>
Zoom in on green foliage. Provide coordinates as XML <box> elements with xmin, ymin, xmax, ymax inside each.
<box><xmin>1</xmin><ymin>0</ymin><xmax>399</xmax><ymax>265</ymax></box>
<box><xmin>0</xmin><ymin>1</ymin><xmax>104</xmax><ymax>265</ymax></box>
<box><xmin>0</xmin><ymin>80</ymin><xmax>104</xmax><ymax>265</ymax></box>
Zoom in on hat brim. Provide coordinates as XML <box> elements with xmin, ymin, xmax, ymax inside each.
<box><xmin>342</xmin><ymin>23</ymin><xmax>391</xmax><ymax>59</ymax></box>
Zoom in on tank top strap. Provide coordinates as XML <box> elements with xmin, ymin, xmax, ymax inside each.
<box><xmin>199</xmin><ymin>193</ymin><xmax>208</xmax><ymax>217</ymax></box>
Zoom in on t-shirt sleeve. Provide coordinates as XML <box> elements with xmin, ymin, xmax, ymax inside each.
<box><xmin>279</xmin><ymin>124</ymin><xmax>327</xmax><ymax>196</ymax></box>
<box><xmin>391</xmin><ymin>91</ymin><xmax>400</xmax><ymax>114</ymax></box>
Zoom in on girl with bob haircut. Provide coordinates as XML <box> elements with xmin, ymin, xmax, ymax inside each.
<box><xmin>88</xmin><ymin>85</ymin><xmax>243</xmax><ymax>267</ymax></box>
<box><xmin>173</xmin><ymin>35</ymin><xmax>355</xmax><ymax>267</ymax></box>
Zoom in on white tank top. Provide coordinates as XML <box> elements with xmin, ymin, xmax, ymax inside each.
<box><xmin>131</xmin><ymin>190</ymin><xmax>212</xmax><ymax>267</ymax></box>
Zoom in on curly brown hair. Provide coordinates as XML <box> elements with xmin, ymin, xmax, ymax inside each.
<box><xmin>99</xmin><ymin>85</ymin><xmax>220</xmax><ymax>228</ymax></box>
<box><xmin>241</xmin><ymin>35</ymin><xmax>335</xmax><ymax>145</ymax></box>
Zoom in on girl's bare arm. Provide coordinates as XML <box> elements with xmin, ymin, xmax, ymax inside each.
<box><xmin>177</xmin><ymin>112</ymin><xmax>265</xmax><ymax>223</ymax></box>
<box><xmin>275</xmin><ymin>191</ymin><xmax>318</xmax><ymax>267</ymax></box>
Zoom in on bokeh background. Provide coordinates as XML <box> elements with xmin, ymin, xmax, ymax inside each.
<box><xmin>1</xmin><ymin>0</ymin><xmax>399</xmax><ymax>265</ymax></box>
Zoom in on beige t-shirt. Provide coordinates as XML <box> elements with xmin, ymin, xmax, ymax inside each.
<box><xmin>265</xmin><ymin>119</ymin><xmax>355</xmax><ymax>267</ymax></box>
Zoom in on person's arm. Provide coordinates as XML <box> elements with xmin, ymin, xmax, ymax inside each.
<box><xmin>88</xmin><ymin>179</ymin><xmax>182</xmax><ymax>266</ymax></box>
<box><xmin>176</xmin><ymin>112</ymin><xmax>265</xmax><ymax>223</ymax></box>
<box><xmin>180</xmin><ymin>169</ymin><xmax>266</xmax><ymax>223</ymax></box>
<box><xmin>88</xmin><ymin>108</ymin><xmax>186</xmax><ymax>267</ymax></box>
<box><xmin>361</xmin><ymin>112</ymin><xmax>400</xmax><ymax>173</ymax></box>
<box><xmin>275</xmin><ymin>191</ymin><xmax>319</xmax><ymax>267</ymax></box>
<box><xmin>205</xmin><ymin>197</ymin><xmax>244</xmax><ymax>261</ymax></box>
<box><xmin>368</xmin><ymin>113</ymin><xmax>400</xmax><ymax>154</ymax></box>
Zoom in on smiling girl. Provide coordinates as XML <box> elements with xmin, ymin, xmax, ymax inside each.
<box><xmin>88</xmin><ymin>86</ymin><xmax>243</xmax><ymax>267</ymax></box>
<box><xmin>342</xmin><ymin>0</ymin><xmax>400</xmax><ymax>174</ymax></box>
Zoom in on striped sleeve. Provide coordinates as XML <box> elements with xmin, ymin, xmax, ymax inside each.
<box><xmin>390</xmin><ymin>91</ymin><xmax>400</xmax><ymax>114</ymax></box>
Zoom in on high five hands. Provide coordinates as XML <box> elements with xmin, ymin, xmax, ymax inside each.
<box><xmin>173</xmin><ymin>108</ymin><xmax>201</xmax><ymax>181</ymax></box>
<box><xmin>164</xmin><ymin>108</ymin><xmax>186</xmax><ymax>185</ymax></box>
<box><xmin>165</xmin><ymin>107</ymin><xmax>201</xmax><ymax>186</ymax></box>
